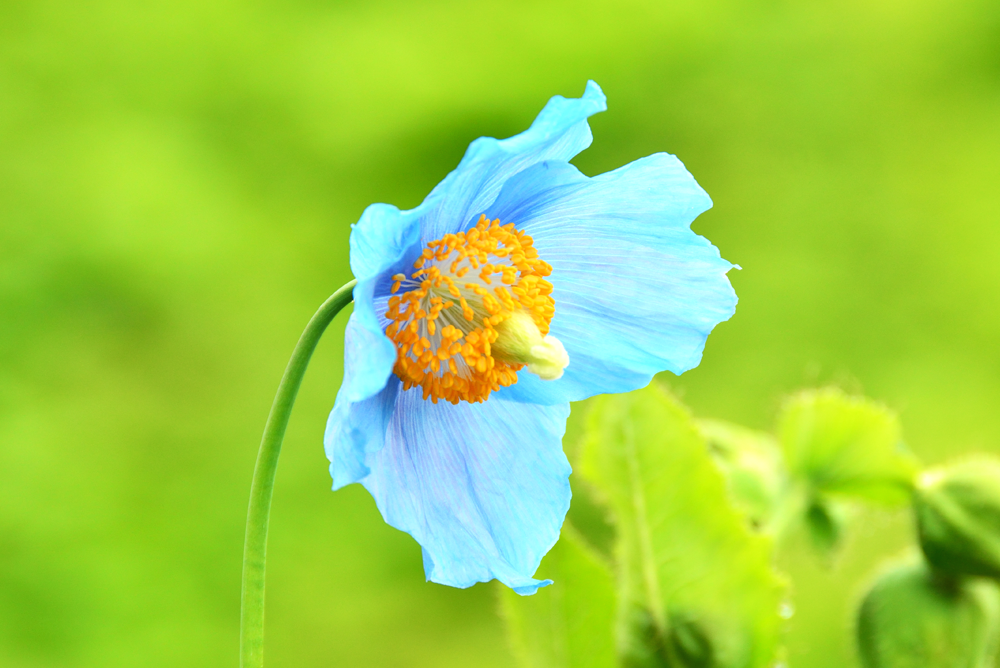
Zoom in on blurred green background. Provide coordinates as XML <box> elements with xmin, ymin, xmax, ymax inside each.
<box><xmin>2</xmin><ymin>0</ymin><xmax>998</xmax><ymax>666</ymax></box>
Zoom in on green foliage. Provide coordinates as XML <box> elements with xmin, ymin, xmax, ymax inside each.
<box><xmin>577</xmin><ymin>384</ymin><xmax>785</xmax><ymax>668</ymax></box>
<box><xmin>856</xmin><ymin>559</ymin><xmax>1000</xmax><ymax>668</ymax></box>
<box><xmin>914</xmin><ymin>458</ymin><xmax>1000</xmax><ymax>580</ymax></box>
<box><xmin>500</xmin><ymin>528</ymin><xmax>617</xmax><ymax>668</ymax></box>
<box><xmin>777</xmin><ymin>389</ymin><xmax>919</xmax><ymax>506</ymax></box>
<box><xmin>506</xmin><ymin>383</ymin><xmax>1000</xmax><ymax>668</ymax></box>
<box><xmin>700</xmin><ymin>391</ymin><xmax>911</xmax><ymax>561</ymax></box>
<box><xmin>698</xmin><ymin>420</ymin><xmax>785</xmax><ymax>531</ymax></box>
<box><xmin>700</xmin><ymin>390</ymin><xmax>918</xmax><ymax>562</ymax></box>
<box><xmin>565</xmin><ymin>478</ymin><xmax>618</xmax><ymax>562</ymax></box>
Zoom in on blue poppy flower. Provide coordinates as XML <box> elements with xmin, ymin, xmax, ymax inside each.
<box><xmin>325</xmin><ymin>81</ymin><xmax>737</xmax><ymax>595</ymax></box>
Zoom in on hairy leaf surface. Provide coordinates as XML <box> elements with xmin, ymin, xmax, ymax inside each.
<box><xmin>580</xmin><ymin>384</ymin><xmax>784</xmax><ymax>668</ymax></box>
<box><xmin>698</xmin><ymin>419</ymin><xmax>786</xmax><ymax>531</ymax></box>
<box><xmin>777</xmin><ymin>388</ymin><xmax>918</xmax><ymax>505</ymax></box>
<box><xmin>501</xmin><ymin>527</ymin><xmax>618</xmax><ymax>668</ymax></box>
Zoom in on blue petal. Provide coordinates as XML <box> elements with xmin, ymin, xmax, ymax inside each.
<box><xmin>329</xmin><ymin>202</ymin><xmax>426</xmax><ymax>485</ymax></box>
<box><xmin>417</xmin><ymin>81</ymin><xmax>607</xmax><ymax>243</ymax></box>
<box><xmin>325</xmin><ymin>376</ymin><xmax>400</xmax><ymax>490</ymax></box>
<box><xmin>341</xmin><ymin>203</ymin><xmax>424</xmax><ymax>404</ymax></box>
<box><xmin>359</xmin><ymin>387</ymin><xmax>572</xmax><ymax>594</ymax></box>
<box><xmin>485</xmin><ymin>156</ymin><xmax>737</xmax><ymax>404</ymax></box>
<box><xmin>349</xmin><ymin>202</ymin><xmax>422</xmax><ymax>281</ymax></box>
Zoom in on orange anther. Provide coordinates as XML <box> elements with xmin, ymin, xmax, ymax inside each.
<box><xmin>381</xmin><ymin>214</ymin><xmax>555</xmax><ymax>404</ymax></box>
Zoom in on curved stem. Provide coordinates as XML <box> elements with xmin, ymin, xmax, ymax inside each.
<box><xmin>240</xmin><ymin>279</ymin><xmax>356</xmax><ymax>668</ymax></box>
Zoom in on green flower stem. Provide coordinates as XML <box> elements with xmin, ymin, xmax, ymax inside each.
<box><xmin>240</xmin><ymin>279</ymin><xmax>356</xmax><ymax>668</ymax></box>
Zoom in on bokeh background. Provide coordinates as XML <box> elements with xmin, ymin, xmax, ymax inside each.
<box><xmin>2</xmin><ymin>0</ymin><xmax>998</xmax><ymax>666</ymax></box>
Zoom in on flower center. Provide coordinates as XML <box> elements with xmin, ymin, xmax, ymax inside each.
<box><xmin>384</xmin><ymin>215</ymin><xmax>567</xmax><ymax>404</ymax></box>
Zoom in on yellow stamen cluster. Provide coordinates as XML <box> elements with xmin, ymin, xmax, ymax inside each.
<box><xmin>384</xmin><ymin>215</ymin><xmax>556</xmax><ymax>404</ymax></box>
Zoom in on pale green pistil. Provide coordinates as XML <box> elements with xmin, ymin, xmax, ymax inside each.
<box><xmin>492</xmin><ymin>311</ymin><xmax>569</xmax><ymax>381</ymax></box>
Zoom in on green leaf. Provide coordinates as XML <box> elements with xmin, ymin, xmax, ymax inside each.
<box><xmin>579</xmin><ymin>384</ymin><xmax>785</xmax><ymax>668</ymax></box>
<box><xmin>698</xmin><ymin>419</ymin><xmax>786</xmax><ymax>530</ymax></box>
<box><xmin>777</xmin><ymin>388</ymin><xmax>919</xmax><ymax>505</ymax></box>
<box><xmin>500</xmin><ymin>526</ymin><xmax>618</xmax><ymax>668</ymax></box>
<box><xmin>565</xmin><ymin>399</ymin><xmax>617</xmax><ymax>562</ymax></box>
<box><xmin>566</xmin><ymin>476</ymin><xmax>617</xmax><ymax>562</ymax></box>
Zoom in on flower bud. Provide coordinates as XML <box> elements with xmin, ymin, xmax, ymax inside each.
<box><xmin>857</xmin><ymin>559</ymin><xmax>1000</xmax><ymax>668</ymax></box>
<box><xmin>914</xmin><ymin>458</ymin><xmax>1000</xmax><ymax>579</ymax></box>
